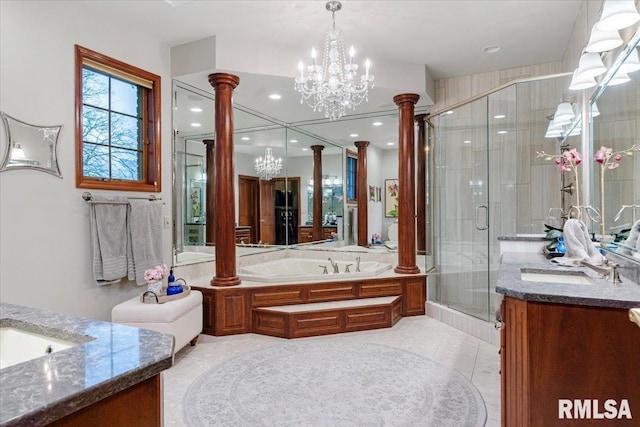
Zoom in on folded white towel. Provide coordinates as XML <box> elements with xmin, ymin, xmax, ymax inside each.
<box><xmin>90</xmin><ymin>196</ymin><xmax>129</xmax><ymax>284</ymax></box>
<box><xmin>618</xmin><ymin>219</ymin><xmax>640</xmax><ymax>256</ymax></box>
<box><xmin>551</xmin><ymin>218</ymin><xmax>605</xmax><ymax>266</ymax></box>
<box><xmin>127</xmin><ymin>199</ymin><xmax>164</xmax><ymax>285</ymax></box>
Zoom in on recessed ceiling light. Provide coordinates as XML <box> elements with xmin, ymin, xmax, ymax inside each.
<box><xmin>350</xmin><ymin>133</ymin><xmax>359</xmax><ymax>137</ymax></box>
<box><xmin>269</xmin><ymin>94</ymin><xmax>282</xmax><ymax>100</ymax></box>
<box><xmin>190</xmin><ymin>123</ymin><xmax>201</xmax><ymax>127</ymax></box>
<box><xmin>497</xmin><ymin>130</ymin><xmax>507</xmax><ymax>134</ymax></box>
<box><xmin>482</xmin><ymin>44</ymin><xmax>501</xmax><ymax>54</ymax></box>
<box><xmin>445</xmin><ymin>110</ymin><xmax>454</xmax><ymax>115</ymax></box>
<box><xmin>190</xmin><ymin>107</ymin><xmax>203</xmax><ymax>113</ymax></box>
<box><xmin>372</xmin><ymin>121</ymin><xmax>383</xmax><ymax>126</ymax></box>
<box><xmin>241</xmin><ymin>136</ymin><xmax>250</xmax><ymax>141</ymax></box>
<box><xmin>386</xmin><ymin>142</ymin><xmax>395</xmax><ymax>146</ymax></box>
<box><xmin>290</xmin><ymin>139</ymin><xmax>298</xmax><ymax>143</ymax></box>
<box><xmin>494</xmin><ymin>114</ymin><xmax>506</xmax><ymax>119</ymax></box>
<box><xmin>302</xmin><ymin>148</ymin><xmax>309</xmax><ymax>151</ymax></box>
<box><xmin>463</xmin><ymin>140</ymin><xmax>471</xmax><ymax>144</ymax></box>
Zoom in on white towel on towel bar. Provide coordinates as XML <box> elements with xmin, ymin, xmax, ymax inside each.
<box><xmin>90</xmin><ymin>196</ymin><xmax>129</xmax><ymax>284</ymax></box>
<box><xmin>127</xmin><ymin>199</ymin><xmax>164</xmax><ymax>285</ymax></box>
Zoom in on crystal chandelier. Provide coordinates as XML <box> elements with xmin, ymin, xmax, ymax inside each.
<box><xmin>294</xmin><ymin>1</ymin><xmax>374</xmax><ymax>121</ymax></box>
<box><xmin>255</xmin><ymin>147</ymin><xmax>282</xmax><ymax>180</ymax></box>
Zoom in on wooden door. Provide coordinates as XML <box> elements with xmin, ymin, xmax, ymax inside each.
<box><xmin>238</xmin><ymin>175</ymin><xmax>259</xmax><ymax>243</ymax></box>
<box><xmin>259</xmin><ymin>180</ymin><xmax>275</xmax><ymax>244</ymax></box>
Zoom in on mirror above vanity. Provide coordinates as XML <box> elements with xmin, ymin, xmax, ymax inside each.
<box><xmin>589</xmin><ymin>28</ymin><xmax>640</xmax><ymax>263</ymax></box>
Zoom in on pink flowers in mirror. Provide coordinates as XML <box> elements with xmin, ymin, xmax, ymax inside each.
<box><xmin>595</xmin><ymin>144</ymin><xmax>639</xmax><ymax>169</ymax></box>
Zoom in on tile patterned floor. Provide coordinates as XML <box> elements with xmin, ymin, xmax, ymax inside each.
<box><xmin>163</xmin><ymin>316</ymin><xmax>501</xmax><ymax>427</ymax></box>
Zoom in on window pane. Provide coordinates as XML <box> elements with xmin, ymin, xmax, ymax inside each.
<box><xmin>82</xmin><ymin>68</ymin><xmax>109</xmax><ymax>109</ymax></box>
<box><xmin>111</xmin><ymin>113</ymin><xmax>141</xmax><ymax>150</ymax></box>
<box><xmin>83</xmin><ymin>143</ymin><xmax>109</xmax><ymax>178</ymax></box>
<box><xmin>83</xmin><ymin>106</ymin><xmax>109</xmax><ymax>145</ymax></box>
<box><xmin>111</xmin><ymin>148</ymin><xmax>141</xmax><ymax>180</ymax></box>
<box><xmin>111</xmin><ymin>78</ymin><xmax>140</xmax><ymax>116</ymax></box>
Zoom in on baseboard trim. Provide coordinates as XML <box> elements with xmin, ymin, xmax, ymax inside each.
<box><xmin>426</xmin><ymin>301</ymin><xmax>499</xmax><ymax>346</ymax></box>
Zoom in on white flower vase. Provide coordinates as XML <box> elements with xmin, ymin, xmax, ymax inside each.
<box><xmin>147</xmin><ymin>280</ymin><xmax>163</xmax><ymax>295</ymax></box>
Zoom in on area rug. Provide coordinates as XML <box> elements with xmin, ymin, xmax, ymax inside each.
<box><xmin>183</xmin><ymin>341</ymin><xmax>486</xmax><ymax>427</ymax></box>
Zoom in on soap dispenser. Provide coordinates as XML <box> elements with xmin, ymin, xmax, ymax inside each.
<box><xmin>166</xmin><ymin>268</ymin><xmax>183</xmax><ymax>295</ymax></box>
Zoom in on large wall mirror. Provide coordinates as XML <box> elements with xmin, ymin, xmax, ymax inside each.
<box><xmin>172</xmin><ymin>81</ymin><xmax>345</xmax><ymax>265</ymax></box>
<box><xmin>591</xmin><ymin>34</ymin><xmax>640</xmax><ymax>263</ymax></box>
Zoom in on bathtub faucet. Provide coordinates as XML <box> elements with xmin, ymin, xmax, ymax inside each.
<box><xmin>356</xmin><ymin>256</ymin><xmax>361</xmax><ymax>272</ymax></box>
<box><xmin>328</xmin><ymin>257</ymin><xmax>339</xmax><ymax>274</ymax></box>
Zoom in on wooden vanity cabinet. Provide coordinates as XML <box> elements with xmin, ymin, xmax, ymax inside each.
<box><xmin>500</xmin><ymin>296</ymin><xmax>640</xmax><ymax>427</ymax></box>
<box><xmin>298</xmin><ymin>226</ymin><xmax>337</xmax><ymax>243</ymax></box>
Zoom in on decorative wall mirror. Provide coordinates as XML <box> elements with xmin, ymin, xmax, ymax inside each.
<box><xmin>0</xmin><ymin>112</ymin><xmax>62</xmax><ymax>177</ymax></box>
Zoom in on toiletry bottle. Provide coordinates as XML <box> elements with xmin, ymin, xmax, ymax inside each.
<box><xmin>557</xmin><ymin>236</ymin><xmax>566</xmax><ymax>253</ymax></box>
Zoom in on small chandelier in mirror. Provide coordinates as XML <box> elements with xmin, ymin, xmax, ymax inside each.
<box><xmin>294</xmin><ymin>1</ymin><xmax>374</xmax><ymax>121</ymax></box>
<box><xmin>255</xmin><ymin>147</ymin><xmax>282</xmax><ymax>180</ymax></box>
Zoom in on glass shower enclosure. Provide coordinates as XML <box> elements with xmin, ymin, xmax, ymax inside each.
<box><xmin>430</xmin><ymin>74</ymin><xmax>572</xmax><ymax>321</ymax></box>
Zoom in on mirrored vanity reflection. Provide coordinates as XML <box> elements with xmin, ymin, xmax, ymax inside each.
<box><xmin>172</xmin><ymin>81</ymin><xmax>346</xmax><ymax>266</ymax></box>
<box><xmin>590</xmin><ymin>39</ymin><xmax>640</xmax><ymax>249</ymax></box>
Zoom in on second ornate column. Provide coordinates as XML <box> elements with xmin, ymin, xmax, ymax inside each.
<box><xmin>394</xmin><ymin>94</ymin><xmax>421</xmax><ymax>274</ymax></box>
<box><xmin>311</xmin><ymin>145</ymin><xmax>324</xmax><ymax>241</ymax></box>
<box><xmin>203</xmin><ymin>139</ymin><xmax>215</xmax><ymax>246</ymax></box>
<box><xmin>355</xmin><ymin>141</ymin><xmax>369</xmax><ymax>247</ymax></box>
<box><xmin>208</xmin><ymin>73</ymin><xmax>241</xmax><ymax>287</ymax></box>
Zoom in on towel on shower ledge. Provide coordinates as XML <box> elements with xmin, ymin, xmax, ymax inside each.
<box><xmin>127</xmin><ymin>199</ymin><xmax>164</xmax><ymax>285</ymax></box>
<box><xmin>551</xmin><ymin>218</ymin><xmax>605</xmax><ymax>267</ymax></box>
<box><xmin>90</xmin><ymin>195</ymin><xmax>129</xmax><ymax>284</ymax></box>
<box><xmin>618</xmin><ymin>219</ymin><xmax>640</xmax><ymax>257</ymax></box>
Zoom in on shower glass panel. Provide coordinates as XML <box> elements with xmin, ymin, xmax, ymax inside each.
<box><xmin>434</xmin><ymin>97</ymin><xmax>490</xmax><ymax>320</ymax></box>
<box><xmin>432</xmin><ymin>76</ymin><xmax>566</xmax><ymax>321</ymax></box>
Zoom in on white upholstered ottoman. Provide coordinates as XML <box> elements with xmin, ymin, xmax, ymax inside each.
<box><xmin>111</xmin><ymin>290</ymin><xmax>203</xmax><ymax>353</ymax></box>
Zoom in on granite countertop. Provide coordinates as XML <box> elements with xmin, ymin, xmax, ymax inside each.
<box><xmin>0</xmin><ymin>303</ymin><xmax>174</xmax><ymax>427</ymax></box>
<box><xmin>496</xmin><ymin>252</ymin><xmax>640</xmax><ymax>309</ymax></box>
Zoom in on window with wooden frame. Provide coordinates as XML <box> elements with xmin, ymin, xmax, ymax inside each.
<box><xmin>75</xmin><ymin>45</ymin><xmax>161</xmax><ymax>191</ymax></box>
<box><xmin>346</xmin><ymin>149</ymin><xmax>358</xmax><ymax>203</ymax></box>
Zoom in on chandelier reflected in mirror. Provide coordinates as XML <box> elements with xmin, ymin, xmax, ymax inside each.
<box><xmin>294</xmin><ymin>1</ymin><xmax>374</xmax><ymax>121</ymax></box>
<box><xmin>255</xmin><ymin>147</ymin><xmax>282</xmax><ymax>180</ymax></box>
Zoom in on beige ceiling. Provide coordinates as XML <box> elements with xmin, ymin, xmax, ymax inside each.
<box><xmin>72</xmin><ymin>0</ymin><xmax>584</xmax><ymax>150</ymax></box>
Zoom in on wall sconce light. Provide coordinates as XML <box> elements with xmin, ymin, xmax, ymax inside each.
<box><xmin>569</xmin><ymin>69</ymin><xmax>597</xmax><ymax>90</ymax></box>
<box><xmin>586</xmin><ymin>25</ymin><xmax>624</xmax><ymax>52</ymax></box>
<box><xmin>576</xmin><ymin>52</ymin><xmax>608</xmax><ymax>78</ymax></box>
<box><xmin>553</xmin><ymin>102</ymin><xmax>575</xmax><ymax>125</ymax></box>
<box><xmin>619</xmin><ymin>47</ymin><xmax>640</xmax><ymax>73</ymax></box>
<box><xmin>597</xmin><ymin>0</ymin><xmax>640</xmax><ymax>31</ymax></box>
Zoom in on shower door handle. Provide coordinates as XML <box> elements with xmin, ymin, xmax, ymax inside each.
<box><xmin>475</xmin><ymin>205</ymin><xmax>489</xmax><ymax>231</ymax></box>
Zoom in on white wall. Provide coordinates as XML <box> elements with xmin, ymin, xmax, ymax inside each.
<box><xmin>0</xmin><ymin>1</ymin><xmax>172</xmax><ymax>320</ymax></box>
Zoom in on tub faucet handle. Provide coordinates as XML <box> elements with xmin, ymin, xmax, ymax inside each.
<box><xmin>319</xmin><ymin>265</ymin><xmax>328</xmax><ymax>274</ymax></box>
<box><xmin>344</xmin><ymin>263</ymin><xmax>353</xmax><ymax>273</ymax></box>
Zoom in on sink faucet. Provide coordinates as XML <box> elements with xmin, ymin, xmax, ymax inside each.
<box><xmin>580</xmin><ymin>260</ymin><xmax>622</xmax><ymax>284</ymax></box>
<box><xmin>356</xmin><ymin>256</ymin><xmax>361</xmax><ymax>272</ymax></box>
<box><xmin>328</xmin><ymin>257</ymin><xmax>339</xmax><ymax>274</ymax></box>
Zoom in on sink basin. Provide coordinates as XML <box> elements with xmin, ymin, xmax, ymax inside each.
<box><xmin>520</xmin><ymin>268</ymin><xmax>595</xmax><ymax>285</ymax></box>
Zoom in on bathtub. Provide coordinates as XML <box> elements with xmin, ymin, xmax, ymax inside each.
<box><xmin>175</xmin><ymin>251</ymin><xmax>215</xmax><ymax>265</ymax></box>
<box><xmin>0</xmin><ymin>327</ymin><xmax>78</xmax><ymax>370</ymax></box>
<box><xmin>237</xmin><ymin>258</ymin><xmax>392</xmax><ymax>283</ymax></box>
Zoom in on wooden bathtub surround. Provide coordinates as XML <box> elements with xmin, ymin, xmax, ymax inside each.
<box><xmin>394</xmin><ymin>93</ymin><xmax>421</xmax><ymax>274</ymax></box>
<box><xmin>193</xmin><ymin>274</ymin><xmax>426</xmax><ymax>338</ymax></box>
<box><xmin>203</xmin><ymin>138</ymin><xmax>215</xmax><ymax>246</ymax></box>
<box><xmin>208</xmin><ymin>73</ymin><xmax>241</xmax><ymax>287</ymax></box>
<box><xmin>355</xmin><ymin>140</ymin><xmax>369</xmax><ymax>247</ymax></box>
<box><xmin>500</xmin><ymin>297</ymin><xmax>640</xmax><ymax>427</ymax></box>
<box><xmin>311</xmin><ymin>144</ymin><xmax>324</xmax><ymax>241</ymax></box>
<box><xmin>415</xmin><ymin>114</ymin><xmax>426</xmax><ymax>255</ymax></box>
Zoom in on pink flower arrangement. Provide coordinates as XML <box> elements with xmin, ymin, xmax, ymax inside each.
<box><xmin>594</xmin><ymin>145</ymin><xmax>639</xmax><ymax>170</ymax></box>
<box><xmin>144</xmin><ymin>264</ymin><xmax>168</xmax><ymax>284</ymax></box>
